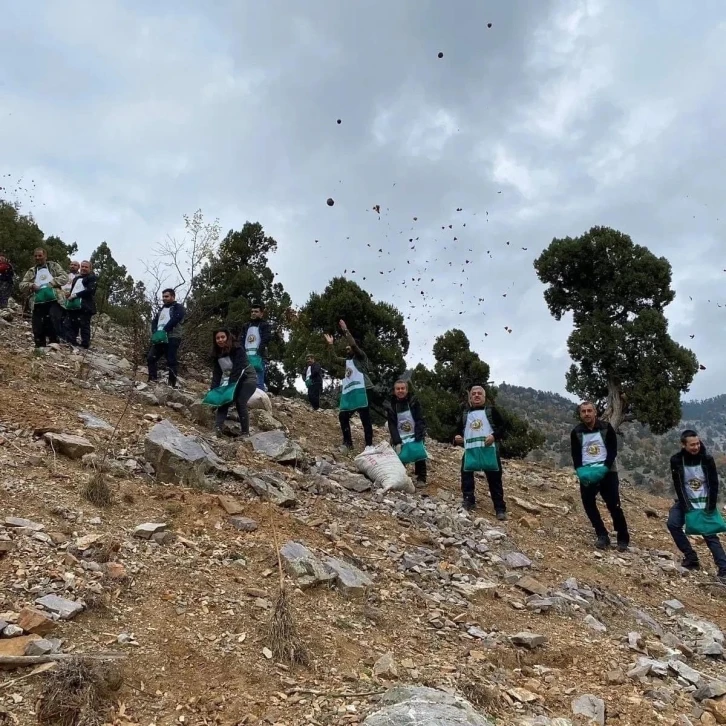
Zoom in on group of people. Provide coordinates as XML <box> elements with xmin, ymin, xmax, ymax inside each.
<box><xmin>2</xmin><ymin>248</ymin><xmax>99</xmax><ymax>349</ymax></box>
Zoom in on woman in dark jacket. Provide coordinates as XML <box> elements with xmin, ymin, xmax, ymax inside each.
<box><xmin>210</xmin><ymin>328</ymin><xmax>258</xmax><ymax>437</ymax></box>
<box><xmin>385</xmin><ymin>379</ymin><xmax>427</xmax><ymax>487</ymax></box>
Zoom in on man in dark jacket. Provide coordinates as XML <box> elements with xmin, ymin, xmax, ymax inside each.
<box><xmin>147</xmin><ymin>288</ymin><xmax>185</xmax><ymax>388</ymax></box>
<box><xmin>0</xmin><ymin>254</ymin><xmax>14</xmax><ymax>309</ymax></box>
<box><xmin>386</xmin><ymin>379</ymin><xmax>427</xmax><ymax>487</ymax></box>
<box><xmin>453</xmin><ymin>384</ymin><xmax>507</xmax><ymax>518</ymax></box>
<box><xmin>303</xmin><ymin>353</ymin><xmax>324</xmax><ymax>410</ymax></box>
<box><xmin>64</xmin><ymin>260</ymin><xmax>97</xmax><ymax>349</ymax></box>
<box><xmin>668</xmin><ymin>430</ymin><xmax>726</xmax><ymax>582</ymax></box>
<box><xmin>240</xmin><ymin>303</ymin><xmax>272</xmax><ymax>391</ymax></box>
<box><xmin>571</xmin><ymin>401</ymin><xmax>630</xmax><ymax>550</ymax></box>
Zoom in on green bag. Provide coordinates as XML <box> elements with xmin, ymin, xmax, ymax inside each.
<box><xmin>684</xmin><ymin>509</ymin><xmax>726</xmax><ymax>537</ymax></box>
<box><xmin>399</xmin><ymin>440</ymin><xmax>428</xmax><ymax>464</ymax></box>
<box><xmin>463</xmin><ymin>444</ymin><xmax>499</xmax><ymax>472</ymax></box>
<box><xmin>65</xmin><ymin>297</ymin><xmax>82</xmax><ymax>311</ymax></box>
<box><xmin>34</xmin><ymin>286</ymin><xmax>57</xmax><ymax>304</ymax></box>
<box><xmin>247</xmin><ymin>353</ymin><xmax>263</xmax><ymax>372</ymax></box>
<box><xmin>202</xmin><ymin>382</ymin><xmax>238</xmax><ymax>408</ymax></box>
<box><xmin>151</xmin><ymin>330</ymin><xmax>168</xmax><ymax>345</ymax></box>
<box><xmin>305</xmin><ymin>378</ymin><xmax>313</xmax><ymax>389</ymax></box>
<box><xmin>576</xmin><ymin>463</ymin><xmax>609</xmax><ymax>486</ymax></box>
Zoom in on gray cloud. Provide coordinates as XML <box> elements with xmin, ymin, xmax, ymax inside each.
<box><xmin>1</xmin><ymin>0</ymin><xmax>724</xmax><ymax>400</ymax></box>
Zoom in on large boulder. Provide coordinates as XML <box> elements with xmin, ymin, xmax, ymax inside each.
<box><xmin>250</xmin><ymin>409</ymin><xmax>284</xmax><ymax>431</ymax></box>
<box><xmin>244</xmin><ymin>470</ymin><xmax>298</xmax><ymax>507</ymax></box>
<box><xmin>144</xmin><ymin>419</ymin><xmax>224</xmax><ymax>487</ymax></box>
<box><xmin>364</xmin><ymin>686</ymin><xmax>493</xmax><ymax>726</ymax></box>
<box><xmin>189</xmin><ymin>402</ymin><xmax>215</xmax><ymax>428</ymax></box>
<box><xmin>250</xmin><ymin>430</ymin><xmax>303</xmax><ymax>465</ymax></box>
<box><xmin>280</xmin><ymin>541</ymin><xmax>336</xmax><ymax>588</ymax></box>
<box><xmin>43</xmin><ymin>432</ymin><xmax>95</xmax><ymax>460</ymax></box>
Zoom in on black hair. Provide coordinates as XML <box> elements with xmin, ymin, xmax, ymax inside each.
<box><xmin>250</xmin><ymin>301</ymin><xmax>265</xmax><ymax>311</ymax></box>
<box><xmin>211</xmin><ymin>328</ymin><xmax>238</xmax><ymax>357</ymax></box>
<box><xmin>680</xmin><ymin>429</ymin><xmax>699</xmax><ymax>443</ymax></box>
<box><xmin>162</xmin><ymin>288</ymin><xmax>176</xmax><ymax>297</ymax></box>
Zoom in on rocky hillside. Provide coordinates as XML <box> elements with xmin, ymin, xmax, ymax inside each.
<box><xmin>497</xmin><ymin>384</ymin><xmax>726</xmax><ymax>496</ymax></box>
<box><xmin>1</xmin><ymin>310</ymin><xmax>726</xmax><ymax>726</ymax></box>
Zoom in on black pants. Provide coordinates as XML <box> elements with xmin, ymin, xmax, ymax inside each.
<box><xmin>339</xmin><ymin>406</ymin><xmax>373</xmax><ymax>447</ymax></box>
<box><xmin>64</xmin><ymin>310</ymin><xmax>93</xmax><ymax>348</ymax></box>
<box><xmin>215</xmin><ymin>368</ymin><xmax>257</xmax><ymax>435</ymax></box>
<box><xmin>32</xmin><ymin>302</ymin><xmax>64</xmax><ymax>347</ymax></box>
<box><xmin>414</xmin><ymin>459</ymin><xmax>427</xmax><ymax>482</ymax></box>
<box><xmin>147</xmin><ymin>338</ymin><xmax>181</xmax><ymax>386</ymax></box>
<box><xmin>461</xmin><ymin>455</ymin><xmax>506</xmax><ymax>513</ymax></box>
<box><xmin>579</xmin><ymin>470</ymin><xmax>630</xmax><ymax>543</ymax></box>
<box><xmin>0</xmin><ymin>280</ymin><xmax>11</xmax><ymax>308</ymax></box>
<box><xmin>308</xmin><ymin>385</ymin><xmax>322</xmax><ymax>410</ymax></box>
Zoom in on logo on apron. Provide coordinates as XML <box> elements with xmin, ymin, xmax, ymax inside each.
<box><xmin>345</xmin><ymin>367</ymin><xmax>353</xmax><ymax>378</ymax></box>
<box><xmin>471</xmin><ymin>419</ymin><xmax>483</xmax><ymax>431</ymax></box>
<box><xmin>247</xmin><ymin>334</ymin><xmax>256</xmax><ymax>344</ymax></box>
<box><xmin>587</xmin><ymin>443</ymin><xmax>601</xmax><ymax>456</ymax></box>
<box><xmin>688</xmin><ymin>478</ymin><xmax>703</xmax><ymax>491</ymax></box>
<box><xmin>399</xmin><ymin>420</ymin><xmax>413</xmax><ymax>434</ymax></box>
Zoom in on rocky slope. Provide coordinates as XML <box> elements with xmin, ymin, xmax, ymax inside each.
<box><xmin>1</xmin><ymin>311</ymin><xmax>726</xmax><ymax>726</ymax></box>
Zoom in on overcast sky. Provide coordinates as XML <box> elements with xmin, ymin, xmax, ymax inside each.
<box><xmin>1</xmin><ymin>0</ymin><xmax>725</xmax><ymax>401</ymax></box>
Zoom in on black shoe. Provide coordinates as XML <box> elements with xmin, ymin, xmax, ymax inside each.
<box><xmin>415</xmin><ymin>478</ymin><xmax>428</xmax><ymax>489</ymax></box>
<box><xmin>681</xmin><ymin>555</ymin><xmax>701</xmax><ymax>571</ymax></box>
<box><xmin>595</xmin><ymin>535</ymin><xmax>611</xmax><ymax>550</ymax></box>
<box><xmin>496</xmin><ymin>511</ymin><xmax>508</xmax><ymax>522</ymax></box>
<box><xmin>617</xmin><ymin>540</ymin><xmax>629</xmax><ymax>552</ymax></box>
<box><xmin>461</xmin><ymin>496</ymin><xmax>476</xmax><ymax>511</ymax></box>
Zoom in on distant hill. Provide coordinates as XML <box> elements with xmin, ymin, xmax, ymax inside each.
<box><xmin>496</xmin><ymin>384</ymin><xmax>726</xmax><ymax>496</ymax></box>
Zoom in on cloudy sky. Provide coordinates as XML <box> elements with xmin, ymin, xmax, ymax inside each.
<box><xmin>2</xmin><ymin>0</ymin><xmax>725</xmax><ymax>400</ymax></box>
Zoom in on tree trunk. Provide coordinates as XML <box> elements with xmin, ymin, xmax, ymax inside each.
<box><xmin>602</xmin><ymin>378</ymin><xmax>625</xmax><ymax>431</ymax></box>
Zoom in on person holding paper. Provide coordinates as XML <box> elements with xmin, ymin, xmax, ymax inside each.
<box><xmin>19</xmin><ymin>248</ymin><xmax>69</xmax><ymax>349</ymax></box>
<box><xmin>453</xmin><ymin>384</ymin><xmax>507</xmax><ymax>518</ymax></box>
<box><xmin>147</xmin><ymin>288</ymin><xmax>185</xmax><ymax>388</ymax></box>
<box><xmin>64</xmin><ymin>260</ymin><xmax>97</xmax><ymax>349</ymax></box>
<box><xmin>668</xmin><ymin>430</ymin><xmax>726</xmax><ymax>583</ymax></box>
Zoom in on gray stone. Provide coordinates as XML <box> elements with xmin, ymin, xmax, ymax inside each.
<box><xmin>5</xmin><ymin>517</ymin><xmax>44</xmax><ymax>531</ymax></box>
<box><xmin>680</xmin><ymin>616</ymin><xmax>724</xmax><ymax>644</ymax></box>
<box><xmin>250</xmin><ymin>430</ymin><xmax>304</xmax><ymax>464</ymax></box>
<box><xmin>250</xmin><ymin>409</ymin><xmax>284</xmax><ymax>431</ymax></box>
<box><xmin>584</xmin><ymin>615</ymin><xmax>607</xmax><ymax>633</ymax></box>
<box><xmin>280</xmin><ymin>541</ymin><xmax>335</xmax><ymax>588</ymax></box>
<box><xmin>502</xmin><ymin>552</ymin><xmax>532</xmax><ymax>569</ymax></box>
<box><xmin>25</xmin><ymin>638</ymin><xmax>54</xmax><ymax>656</ymax></box>
<box><xmin>78</xmin><ymin>412</ymin><xmax>113</xmax><ymax>431</ymax></box>
<box><xmin>363</xmin><ymin>686</ymin><xmax>494</xmax><ymax>726</ymax></box>
<box><xmin>133</xmin><ymin>522</ymin><xmax>168</xmax><ymax>540</ymax></box>
<box><xmin>43</xmin><ymin>432</ymin><xmax>95</xmax><ymax>459</ymax></box>
<box><xmin>631</xmin><ymin>608</ymin><xmax>663</xmax><ymax>636</ymax></box>
<box><xmin>629</xmin><ymin>657</ymin><xmax>668</xmax><ymax>678</ymax></box>
<box><xmin>324</xmin><ymin>556</ymin><xmax>373</xmax><ymax>597</ymax></box>
<box><xmin>34</xmin><ymin>594</ymin><xmax>84</xmax><ymax>620</ymax></box>
<box><xmin>693</xmin><ymin>681</ymin><xmax>726</xmax><ymax>701</ymax></box>
<box><xmin>144</xmin><ymin>419</ymin><xmax>223</xmax><ymax>487</ymax></box>
<box><xmin>336</xmin><ymin>472</ymin><xmax>372</xmax><ymax>493</ymax></box>
<box><xmin>245</xmin><ymin>471</ymin><xmax>298</xmax><ymax>507</ymax></box>
<box><xmin>511</xmin><ymin>632</ymin><xmax>547</xmax><ymax>649</ymax></box>
<box><xmin>668</xmin><ymin>660</ymin><xmax>702</xmax><ymax>685</ymax></box>
<box><xmin>152</xmin><ymin>531</ymin><xmax>176</xmax><ymax>545</ymax></box>
<box><xmin>663</xmin><ymin>599</ymin><xmax>686</xmax><ymax>614</ymax></box>
<box><xmin>526</xmin><ymin>597</ymin><xmax>560</xmax><ymax>613</ymax></box>
<box><xmin>229</xmin><ymin>516</ymin><xmax>258</xmax><ymax>532</ymax></box>
<box><xmin>189</xmin><ymin>402</ymin><xmax>215</xmax><ymax>427</ymax></box>
<box><xmin>571</xmin><ymin>694</ymin><xmax>605</xmax><ymax>725</ymax></box>
<box><xmin>373</xmin><ymin>652</ymin><xmax>398</xmax><ymax>678</ymax></box>
<box><xmin>136</xmin><ymin>391</ymin><xmax>160</xmax><ymax>406</ymax></box>
<box><xmin>698</xmin><ymin>640</ymin><xmax>724</xmax><ymax>657</ymax></box>
<box><xmin>2</xmin><ymin>624</ymin><xmax>23</xmax><ymax>637</ymax></box>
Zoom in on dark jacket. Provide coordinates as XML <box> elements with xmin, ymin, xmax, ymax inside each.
<box><xmin>211</xmin><ymin>346</ymin><xmax>252</xmax><ymax>389</ymax></box>
<box><xmin>454</xmin><ymin>404</ymin><xmax>505</xmax><ymax>444</ymax></box>
<box><xmin>571</xmin><ymin>420</ymin><xmax>617</xmax><ymax>470</ymax></box>
<box><xmin>386</xmin><ymin>394</ymin><xmax>426</xmax><ymax>445</ymax></box>
<box><xmin>241</xmin><ymin>319</ymin><xmax>272</xmax><ymax>358</ymax></box>
<box><xmin>670</xmin><ymin>444</ymin><xmax>719</xmax><ymax>512</ymax></box>
<box><xmin>69</xmin><ymin>273</ymin><xmax>98</xmax><ymax>314</ymax></box>
<box><xmin>303</xmin><ymin>361</ymin><xmax>323</xmax><ymax>387</ymax></box>
<box><xmin>0</xmin><ymin>261</ymin><xmax>14</xmax><ymax>284</ymax></box>
<box><xmin>151</xmin><ymin>302</ymin><xmax>185</xmax><ymax>338</ymax></box>
<box><xmin>330</xmin><ymin>330</ymin><xmax>373</xmax><ymax>389</ymax></box>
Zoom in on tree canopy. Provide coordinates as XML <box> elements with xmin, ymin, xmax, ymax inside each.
<box><xmin>534</xmin><ymin>226</ymin><xmax>699</xmax><ymax>434</ymax></box>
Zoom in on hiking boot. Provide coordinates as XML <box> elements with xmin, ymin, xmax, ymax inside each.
<box><xmin>461</xmin><ymin>495</ymin><xmax>476</xmax><ymax>512</ymax></box>
<box><xmin>617</xmin><ymin>540</ymin><xmax>629</xmax><ymax>552</ymax></box>
<box><xmin>595</xmin><ymin>534</ymin><xmax>611</xmax><ymax>550</ymax></box>
<box><xmin>496</xmin><ymin>511</ymin><xmax>508</xmax><ymax>522</ymax></box>
<box><xmin>415</xmin><ymin>477</ymin><xmax>428</xmax><ymax>489</ymax></box>
<box><xmin>717</xmin><ymin>574</ymin><xmax>726</xmax><ymax>586</ymax></box>
<box><xmin>681</xmin><ymin>555</ymin><xmax>701</xmax><ymax>571</ymax></box>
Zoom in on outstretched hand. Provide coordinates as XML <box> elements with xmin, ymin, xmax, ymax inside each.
<box><xmin>324</xmin><ymin>333</ymin><xmax>334</xmax><ymax>345</ymax></box>
<box><xmin>338</xmin><ymin>319</ymin><xmax>348</xmax><ymax>332</ymax></box>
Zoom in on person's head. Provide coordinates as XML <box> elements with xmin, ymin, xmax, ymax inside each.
<box><xmin>393</xmin><ymin>379</ymin><xmax>409</xmax><ymax>400</ymax></box>
<box><xmin>305</xmin><ymin>352</ymin><xmax>315</xmax><ymax>365</ymax></box>
<box><xmin>69</xmin><ymin>261</ymin><xmax>80</xmax><ymax>274</ymax></box>
<box><xmin>212</xmin><ymin>328</ymin><xmax>236</xmax><ymax>355</ymax></box>
<box><xmin>681</xmin><ymin>429</ymin><xmax>701</xmax><ymax>455</ymax></box>
<box><xmin>468</xmin><ymin>384</ymin><xmax>487</xmax><ymax>407</ymax></box>
<box><xmin>578</xmin><ymin>401</ymin><xmax>597</xmax><ymax>426</ymax></box>
<box><xmin>250</xmin><ymin>303</ymin><xmax>265</xmax><ymax>320</ymax></box>
<box><xmin>161</xmin><ymin>288</ymin><xmax>176</xmax><ymax>305</ymax></box>
<box><xmin>0</xmin><ymin>255</ymin><xmax>7</xmax><ymax>264</ymax></box>
<box><xmin>80</xmin><ymin>260</ymin><xmax>92</xmax><ymax>275</ymax></box>
<box><xmin>34</xmin><ymin>248</ymin><xmax>47</xmax><ymax>265</ymax></box>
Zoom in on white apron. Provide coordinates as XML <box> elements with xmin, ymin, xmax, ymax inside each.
<box><xmin>34</xmin><ymin>267</ymin><xmax>53</xmax><ymax>288</ymax></box>
<box><xmin>245</xmin><ymin>325</ymin><xmax>260</xmax><ymax>355</ymax></box>
<box><xmin>70</xmin><ymin>276</ymin><xmax>86</xmax><ymax>296</ymax></box>
<box><xmin>305</xmin><ymin>366</ymin><xmax>312</xmax><ymax>380</ymax></box>
<box><xmin>397</xmin><ymin>409</ymin><xmax>416</xmax><ymax>443</ymax></box>
<box><xmin>683</xmin><ymin>464</ymin><xmax>708</xmax><ymax>509</ymax></box>
<box><xmin>464</xmin><ymin>409</ymin><xmax>493</xmax><ymax>450</ymax></box>
<box><xmin>581</xmin><ymin>431</ymin><xmax>607</xmax><ymax>465</ymax></box>
<box><xmin>62</xmin><ymin>272</ymin><xmax>78</xmax><ymax>294</ymax></box>
<box><xmin>339</xmin><ymin>358</ymin><xmax>367</xmax><ymax>411</ymax></box>
<box><xmin>157</xmin><ymin>306</ymin><xmax>171</xmax><ymax>328</ymax></box>
<box><xmin>218</xmin><ymin>355</ymin><xmax>233</xmax><ymax>387</ymax></box>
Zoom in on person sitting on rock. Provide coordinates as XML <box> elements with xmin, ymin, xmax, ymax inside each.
<box><xmin>386</xmin><ymin>379</ymin><xmax>427</xmax><ymax>488</ymax></box>
<box><xmin>570</xmin><ymin>401</ymin><xmax>630</xmax><ymax>551</ymax></box>
<box><xmin>453</xmin><ymin>384</ymin><xmax>507</xmax><ymax>518</ymax></box>
<box><xmin>668</xmin><ymin>429</ymin><xmax>726</xmax><ymax>584</ymax></box>
<box><xmin>64</xmin><ymin>260</ymin><xmax>98</xmax><ymax>349</ymax></box>
<box><xmin>19</xmin><ymin>248</ymin><xmax>69</xmax><ymax>350</ymax></box>
<box><xmin>147</xmin><ymin>288</ymin><xmax>185</xmax><ymax>388</ymax></box>
<box><xmin>0</xmin><ymin>254</ymin><xmax>14</xmax><ymax>309</ymax></box>
<box><xmin>240</xmin><ymin>302</ymin><xmax>272</xmax><ymax>392</ymax></box>
<box><xmin>209</xmin><ymin>328</ymin><xmax>258</xmax><ymax>438</ymax></box>
<box><xmin>303</xmin><ymin>352</ymin><xmax>323</xmax><ymax>411</ymax></box>
<box><xmin>324</xmin><ymin>319</ymin><xmax>374</xmax><ymax>452</ymax></box>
